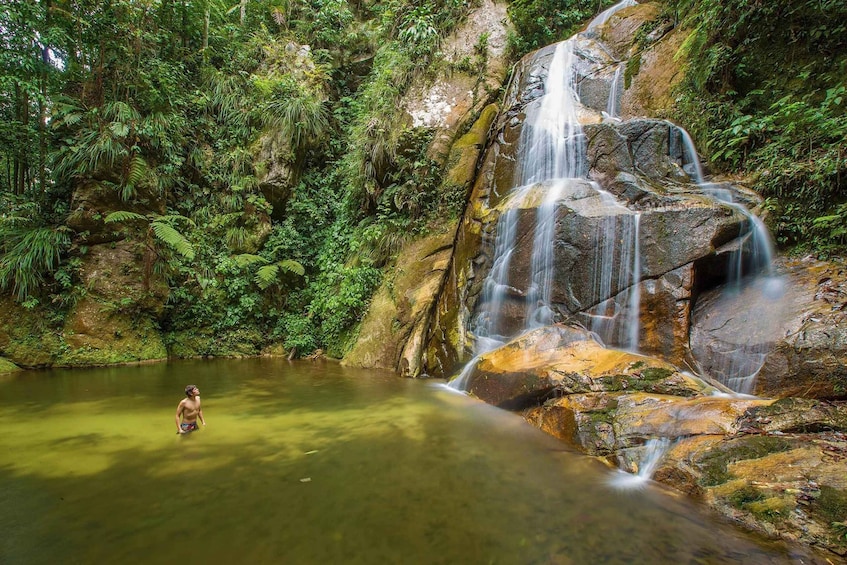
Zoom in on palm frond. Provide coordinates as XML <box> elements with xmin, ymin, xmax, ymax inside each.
<box><xmin>0</xmin><ymin>225</ymin><xmax>70</xmax><ymax>300</ymax></box>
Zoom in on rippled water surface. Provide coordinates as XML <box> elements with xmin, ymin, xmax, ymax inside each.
<box><xmin>0</xmin><ymin>359</ymin><xmax>817</xmax><ymax>563</ymax></box>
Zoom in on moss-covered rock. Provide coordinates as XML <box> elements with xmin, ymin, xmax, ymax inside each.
<box><xmin>0</xmin><ymin>295</ymin><xmax>65</xmax><ymax>367</ymax></box>
<box><xmin>0</xmin><ymin>357</ymin><xmax>21</xmax><ymax>373</ymax></box>
<box><xmin>166</xmin><ymin>327</ymin><xmax>265</xmax><ymax>359</ymax></box>
<box><xmin>344</xmin><ymin>229</ymin><xmax>456</xmax><ymax>376</ymax></box>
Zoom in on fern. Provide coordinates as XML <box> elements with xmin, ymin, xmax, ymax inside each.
<box><xmin>0</xmin><ymin>222</ymin><xmax>70</xmax><ymax>300</ymax></box>
<box><xmin>255</xmin><ymin>264</ymin><xmax>280</xmax><ymax>290</ymax></box>
<box><xmin>150</xmin><ymin>221</ymin><xmax>195</xmax><ymax>260</ymax></box>
<box><xmin>276</xmin><ymin>259</ymin><xmax>305</xmax><ymax>277</ymax></box>
<box><xmin>253</xmin><ymin>259</ymin><xmax>305</xmax><ymax>290</ymax></box>
<box><xmin>104</xmin><ymin>211</ymin><xmax>147</xmax><ymax>223</ymax></box>
<box><xmin>126</xmin><ymin>154</ymin><xmax>149</xmax><ymax>188</ymax></box>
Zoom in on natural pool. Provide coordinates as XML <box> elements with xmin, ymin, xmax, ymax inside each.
<box><xmin>0</xmin><ymin>358</ymin><xmax>820</xmax><ymax>564</ymax></box>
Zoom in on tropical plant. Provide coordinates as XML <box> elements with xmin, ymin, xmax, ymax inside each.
<box><xmin>669</xmin><ymin>0</ymin><xmax>847</xmax><ymax>251</ymax></box>
<box><xmin>234</xmin><ymin>253</ymin><xmax>305</xmax><ymax>290</ymax></box>
<box><xmin>105</xmin><ymin>211</ymin><xmax>196</xmax><ymax>288</ymax></box>
<box><xmin>0</xmin><ymin>215</ymin><xmax>71</xmax><ymax>301</ymax></box>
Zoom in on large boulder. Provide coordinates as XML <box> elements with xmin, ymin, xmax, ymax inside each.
<box><xmin>402</xmin><ymin>0</ymin><xmax>512</xmax><ymax>165</ymax></box>
<box><xmin>460</xmin><ymin>325</ymin><xmax>719</xmax><ymax>408</ymax></box>
<box><xmin>343</xmin><ymin>229</ymin><xmax>456</xmax><ymax>376</ymax></box>
<box><xmin>59</xmin><ymin>239</ymin><xmax>168</xmax><ymax>365</ymax></box>
<box><xmin>691</xmin><ymin>256</ymin><xmax>847</xmax><ymax>399</ymax></box>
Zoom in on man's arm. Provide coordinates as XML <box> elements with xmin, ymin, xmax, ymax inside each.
<box><xmin>175</xmin><ymin>401</ymin><xmax>185</xmax><ymax>433</ymax></box>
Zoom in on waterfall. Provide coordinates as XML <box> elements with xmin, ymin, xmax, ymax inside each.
<box><xmin>526</xmin><ymin>180</ymin><xmax>569</xmax><ymax>329</ymax></box>
<box><xmin>605</xmin><ymin>64</ymin><xmax>623</xmax><ymax>119</ymax></box>
<box><xmin>609</xmin><ymin>437</ymin><xmax>671</xmax><ymax>489</ymax></box>
<box><xmin>701</xmin><ymin>186</ymin><xmax>774</xmax><ymax>285</ymax></box>
<box><xmin>471</xmin><ymin>39</ymin><xmax>586</xmax><ymax>352</ymax></box>
<box><xmin>695</xmin><ymin>181</ymin><xmax>782</xmax><ymax>395</ymax></box>
<box><xmin>516</xmin><ymin>40</ymin><xmax>586</xmax><ymax>184</ymax></box>
<box><xmin>454</xmin><ymin>36</ymin><xmax>646</xmax><ymax>391</ymax></box>
<box><xmin>676</xmin><ymin>125</ymin><xmax>705</xmax><ymax>184</ymax></box>
<box><xmin>584</xmin><ymin>197</ymin><xmax>641</xmax><ymax>350</ymax></box>
<box><xmin>472</xmin><ymin>185</ymin><xmax>534</xmax><ymax>345</ymax></box>
<box><xmin>586</xmin><ymin>0</ymin><xmax>638</xmax><ymax>31</ymax></box>
<box><xmin>626</xmin><ymin>213</ymin><xmax>641</xmax><ymax>350</ymax></box>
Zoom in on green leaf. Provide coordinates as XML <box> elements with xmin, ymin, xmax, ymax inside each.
<box><xmin>110</xmin><ymin>121</ymin><xmax>129</xmax><ymax>138</ymax></box>
<box><xmin>233</xmin><ymin>253</ymin><xmax>268</xmax><ymax>267</ymax></box>
<box><xmin>276</xmin><ymin>259</ymin><xmax>305</xmax><ymax>277</ymax></box>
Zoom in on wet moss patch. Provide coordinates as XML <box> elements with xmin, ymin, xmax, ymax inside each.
<box><xmin>814</xmin><ymin>486</ymin><xmax>847</xmax><ymax>525</ymax></box>
<box><xmin>746</xmin><ymin>496</ymin><xmax>792</xmax><ymax>523</ymax></box>
<box><xmin>698</xmin><ymin>436</ymin><xmax>792</xmax><ymax>487</ymax></box>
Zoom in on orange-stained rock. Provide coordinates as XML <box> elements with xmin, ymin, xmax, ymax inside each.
<box><xmin>344</xmin><ymin>229</ymin><xmax>456</xmax><ymax>375</ymax></box>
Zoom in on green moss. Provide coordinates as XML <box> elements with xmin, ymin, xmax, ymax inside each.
<box><xmin>0</xmin><ymin>357</ymin><xmax>21</xmax><ymax>373</ymax></box>
<box><xmin>641</xmin><ymin>367</ymin><xmax>674</xmax><ymax>381</ymax></box>
<box><xmin>814</xmin><ymin>486</ymin><xmax>847</xmax><ymax>525</ymax></box>
<box><xmin>726</xmin><ymin>484</ymin><xmax>764</xmax><ymax>508</ymax></box>
<box><xmin>746</xmin><ymin>496</ymin><xmax>791</xmax><ymax>523</ymax></box>
<box><xmin>587</xmin><ymin>399</ymin><xmax>619</xmax><ymax>424</ymax></box>
<box><xmin>698</xmin><ymin>436</ymin><xmax>792</xmax><ymax>486</ymax></box>
<box><xmin>624</xmin><ymin>54</ymin><xmax>641</xmax><ymax>89</ymax></box>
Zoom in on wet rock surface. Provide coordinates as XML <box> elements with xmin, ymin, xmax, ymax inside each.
<box><xmin>471</xmin><ymin>327</ymin><xmax>847</xmax><ymax>559</ymax></box>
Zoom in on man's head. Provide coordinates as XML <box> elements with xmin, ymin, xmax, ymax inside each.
<box><xmin>185</xmin><ymin>385</ymin><xmax>199</xmax><ymax>397</ymax></box>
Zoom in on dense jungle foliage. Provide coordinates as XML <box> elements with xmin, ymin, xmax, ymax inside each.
<box><xmin>1</xmin><ymin>0</ymin><xmax>845</xmax><ymax>360</ymax></box>
<box><xmin>0</xmin><ymin>0</ymin><xmax>482</xmax><ymax>358</ymax></box>
<box><xmin>664</xmin><ymin>0</ymin><xmax>847</xmax><ymax>252</ymax></box>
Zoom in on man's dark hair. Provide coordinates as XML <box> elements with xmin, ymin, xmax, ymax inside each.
<box><xmin>185</xmin><ymin>385</ymin><xmax>197</xmax><ymax>397</ymax></box>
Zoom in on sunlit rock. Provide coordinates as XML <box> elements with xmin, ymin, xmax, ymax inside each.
<box><xmin>343</xmin><ymin>230</ymin><xmax>456</xmax><ymax>376</ymax></box>
<box><xmin>462</xmin><ymin>325</ymin><xmax>717</xmax><ymax>408</ymax></box>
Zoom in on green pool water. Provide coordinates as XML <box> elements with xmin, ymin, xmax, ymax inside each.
<box><xmin>0</xmin><ymin>358</ymin><xmax>819</xmax><ymax>564</ymax></box>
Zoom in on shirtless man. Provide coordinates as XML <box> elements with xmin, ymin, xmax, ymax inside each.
<box><xmin>176</xmin><ymin>385</ymin><xmax>206</xmax><ymax>434</ymax></box>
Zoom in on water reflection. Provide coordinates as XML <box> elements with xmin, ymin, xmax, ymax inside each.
<box><xmin>0</xmin><ymin>359</ymin><xmax>819</xmax><ymax>563</ymax></box>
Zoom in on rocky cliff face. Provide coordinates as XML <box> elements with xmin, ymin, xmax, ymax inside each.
<box><xmin>343</xmin><ymin>0</ymin><xmax>512</xmax><ymax>374</ymax></box>
<box><xmin>394</xmin><ymin>2</ymin><xmax>847</xmax><ymax>558</ymax></box>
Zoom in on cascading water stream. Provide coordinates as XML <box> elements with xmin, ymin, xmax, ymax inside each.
<box><xmin>677</xmin><ymin>125</ymin><xmax>705</xmax><ymax>184</ymax></box>
<box><xmin>452</xmin><ymin>19</ymin><xmax>648</xmax><ymax>391</ymax></box>
<box><xmin>609</xmin><ymin>437</ymin><xmax>672</xmax><ymax>489</ymax></box>
<box><xmin>451</xmin><ymin>40</ymin><xmax>588</xmax><ymax>391</ymax></box>
<box><xmin>605</xmin><ymin>64</ymin><xmax>624</xmax><ymax>120</ymax></box>
<box><xmin>526</xmin><ymin>180</ymin><xmax>569</xmax><ymax>329</ymax></box>
<box><xmin>700</xmin><ymin>186</ymin><xmax>774</xmax><ymax>285</ymax></box>
<box><xmin>516</xmin><ymin>40</ymin><xmax>586</xmax><ymax>184</ymax></box>
<box><xmin>586</xmin><ymin>0</ymin><xmax>638</xmax><ymax>31</ymax></box>
<box><xmin>675</xmin><ymin>127</ymin><xmax>784</xmax><ymax>394</ymax></box>
<box><xmin>472</xmin><ymin>40</ymin><xmax>587</xmax><ymax>348</ymax></box>
<box><xmin>584</xmin><ymin>195</ymin><xmax>641</xmax><ymax>351</ymax></box>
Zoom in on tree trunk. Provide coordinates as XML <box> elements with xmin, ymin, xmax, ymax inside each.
<box><xmin>203</xmin><ymin>0</ymin><xmax>210</xmax><ymax>54</ymax></box>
